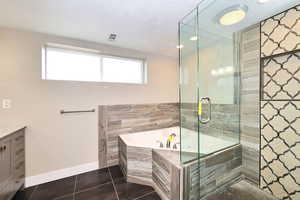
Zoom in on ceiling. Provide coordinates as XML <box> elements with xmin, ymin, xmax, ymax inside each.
<box><xmin>0</xmin><ymin>0</ymin><xmax>299</xmax><ymax>58</ymax></box>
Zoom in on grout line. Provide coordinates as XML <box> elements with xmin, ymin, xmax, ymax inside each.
<box><xmin>53</xmin><ymin>180</ymin><xmax>113</xmax><ymax>200</ymax></box>
<box><xmin>73</xmin><ymin>175</ymin><xmax>78</xmax><ymax>200</ymax></box>
<box><xmin>108</xmin><ymin>167</ymin><xmax>120</xmax><ymax>200</ymax></box>
<box><xmin>74</xmin><ymin>181</ymin><xmax>112</xmax><ymax>195</ymax></box>
<box><xmin>28</xmin><ymin>185</ymin><xmax>39</xmax><ymax>200</ymax></box>
<box><xmin>53</xmin><ymin>193</ymin><xmax>74</xmax><ymax>200</ymax></box>
<box><xmin>133</xmin><ymin>191</ymin><xmax>156</xmax><ymax>200</ymax></box>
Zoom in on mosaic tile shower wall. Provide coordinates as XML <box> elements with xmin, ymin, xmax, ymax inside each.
<box><xmin>260</xmin><ymin>5</ymin><xmax>300</xmax><ymax>200</ymax></box>
<box><xmin>261</xmin><ymin>6</ymin><xmax>300</xmax><ymax>57</ymax></box>
<box><xmin>262</xmin><ymin>52</ymin><xmax>300</xmax><ymax>100</ymax></box>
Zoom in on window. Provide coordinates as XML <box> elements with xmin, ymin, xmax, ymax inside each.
<box><xmin>102</xmin><ymin>56</ymin><xmax>144</xmax><ymax>83</ymax></box>
<box><xmin>43</xmin><ymin>44</ymin><xmax>146</xmax><ymax>84</ymax></box>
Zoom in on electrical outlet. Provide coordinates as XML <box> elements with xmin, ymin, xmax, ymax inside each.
<box><xmin>2</xmin><ymin>99</ymin><xmax>11</xmax><ymax>109</ymax></box>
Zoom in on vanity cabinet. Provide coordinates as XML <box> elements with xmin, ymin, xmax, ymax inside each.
<box><xmin>0</xmin><ymin>128</ymin><xmax>25</xmax><ymax>200</ymax></box>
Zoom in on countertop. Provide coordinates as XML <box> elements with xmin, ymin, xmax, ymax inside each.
<box><xmin>0</xmin><ymin>124</ymin><xmax>26</xmax><ymax>139</ymax></box>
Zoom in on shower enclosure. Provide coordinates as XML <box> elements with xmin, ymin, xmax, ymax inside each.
<box><xmin>179</xmin><ymin>1</ymin><xmax>242</xmax><ymax>199</ymax></box>
<box><xmin>179</xmin><ymin>3</ymin><xmax>240</xmax><ymax>164</ymax></box>
<box><xmin>179</xmin><ymin>0</ymin><xmax>300</xmax><ymax>199</ymax></box>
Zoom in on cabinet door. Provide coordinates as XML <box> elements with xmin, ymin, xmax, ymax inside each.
<box><xmin>12</xmin><ymin>131</ymin><xmax>25</xmax><ymax>186</ymax></box>
<box><xmin>0</xmin><ymin>139</ymin><xmax>12</xmax><ymax>184</ymax></box>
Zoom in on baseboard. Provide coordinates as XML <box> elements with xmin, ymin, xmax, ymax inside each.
<box><xmin>25</xmin><ymin>161</ymin><xmax>99</xmax><ymax>188</ymax></box>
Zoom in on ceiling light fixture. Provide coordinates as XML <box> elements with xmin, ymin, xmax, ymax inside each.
<box><xmin>177</xmin><ymin>44</ymin><xmax>184</xmax><ymax>49</ymax></box>
<box><xmin>217</xmin><ymin>5</ymin><xmax>248</xmax><ymax>26</ymax></box>
<box><xmin>190</xmin><ymin>36</ymin><xmax>198</xmax><ymax>41</ymax></box>
<box><xmin>257</xmin><ymin>0</ymin><xmax>271</xmax><ymax>4</ymax></box>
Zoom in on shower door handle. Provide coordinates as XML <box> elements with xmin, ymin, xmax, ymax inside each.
<box><xmin>199</xmin><ymin>97</ymin><xmax>211</xmax><ymax>124</ymax></box>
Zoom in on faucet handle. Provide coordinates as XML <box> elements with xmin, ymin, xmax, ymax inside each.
<box><xmin>173</xmin><ymin>142</ymin><xmax>180</xmax><ymax>149</ymax></box>
<box><xmin>170</xmin><ymin>133</ymin><xmax>176</xmax><ymax>137</ymax></box>
<box><xmin>156</xmin><ymin>140</ymin><xmax>164</xmax><ymax>148</ymax></box>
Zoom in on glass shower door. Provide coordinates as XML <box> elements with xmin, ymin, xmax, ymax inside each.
<box><xmin>179</xmin><ymin>8</ymin><xmax>199</xmax><ymax>163</ymax></box>
<box><xmin>179</xmin><ymin>4</ymin><xmax>240</xmax><ymax>162</ymax></box>
<box><xmin>197</xmin><ymin>6</ymin><xmax>240</xmax><ymax>157</ymax></box>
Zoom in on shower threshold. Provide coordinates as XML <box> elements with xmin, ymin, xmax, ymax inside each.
<box><xmin>206</xmin><ymin>180</ymin><xmax>279</xmax><ymax>200</ymax></box>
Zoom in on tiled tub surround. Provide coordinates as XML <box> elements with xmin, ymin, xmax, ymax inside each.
<box><xmin>118</xmin><ymin>127</ymin><xmax>180</xmax><ymax>186</ymax></box>
<box><xmin>186</xmin><ymin>145</ymin><xmax>242</xmax><ymax>200</ymax></box>
<box><xmin>152</xmin><ymin>145</ymin><xmax>242</xmax><ymax>200</ymax></box>
<box><xmin>259</xmin><ymin>5</ymin><xmax>300</xmax><ymax>200</ymax></box>
<box><xmin>98</xmin><ymin>103</ymin><xmax>179</xmax><ymax>168</ymax></box>
<box><xmin>119</xmin><ymin>126</ymin><xmax>238</xmax><ymax>164</ymax></box>
<box><xmin>119</xmin><ymin>138</ymin><xmax>183</xmax><ymax>200</ymax></box>
<box><xmin>118</xmin><ymin>127</ymin><xmax>243</xmax><ymax>200</ymax></box>
<box><xmin>119</xmin><ymin>138</ymin><xmax>153</xmax><ymax>186</ymax></box>
<box><xmin>118</xmin><ymin>137</ymin><xmax>182</xmax><ymax>200</ymax></box>
<box><xmin>152</xmin><ymin>150</ymin><xmax>181</xmax><ymax>200</ymax></box>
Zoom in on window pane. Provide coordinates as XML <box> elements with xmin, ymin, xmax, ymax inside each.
<box><xmin>102</xmin><ymin>57</ymin><xmax>144</xmax><ymax>84</ymax></box>
<box><xmin>45</xmin><ymin>48</ymin><xmax>101</xmax><ymax>82</ymax></box>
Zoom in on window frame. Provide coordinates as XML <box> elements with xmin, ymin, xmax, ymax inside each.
<box><xmin>42</xmin><ymin>44</ymin><xmax>147</xmax><ymax>84</ymax></box>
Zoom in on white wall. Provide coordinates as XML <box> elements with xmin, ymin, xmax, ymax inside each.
<box><xmin>0</xmin><ymin>28</ymin><xmax>179</xmax><ymax>179</ymax></box>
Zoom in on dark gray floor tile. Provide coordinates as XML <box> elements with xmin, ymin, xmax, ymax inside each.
<box><xmin>30</xmin><ymin>176</ymin><xmax>76</xmax><ymax>200</ymax></box>
<box><xmin>114</xmin><ymin>178</ymin><xmax>154</xmax><ymax>200</ymax></box>
<box><xmin>74</xmin><ymin>183</ymin><xmax>118</xmax><ymax>200</ymax></box>
<box><xmin>109</xmin><ymin>165</ymin><xmax>124</xmax><ymax>180</ymax></box>
<box><xmin>76</xmin><ymin>168</ymin><xmax>111</xmax><ymax>192</ymax></box>
<box><xmin>54</xmin><ymin>194</ymin><xmax>74</xmax><ymax>200</ymax></box>
<box><xmin>13</xmin><ymin>186</ymin><xmax>37</xmax><ymax>200</ymax></box>
<box><xmin>136</xmin><ymin>192</ymin><xmax>161</xmax><ymax>200</ymax></box>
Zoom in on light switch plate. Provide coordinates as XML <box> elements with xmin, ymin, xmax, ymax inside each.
<box><xmin>2</xmin><ymin>99</ymin><xmax>11</xmax><ymax>109</ymax></box>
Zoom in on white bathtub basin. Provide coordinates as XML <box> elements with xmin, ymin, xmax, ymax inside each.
<box><xmin>119</xmin><ymin>126</ymin><xmax>237</xmax><ymax>154</ymax></box>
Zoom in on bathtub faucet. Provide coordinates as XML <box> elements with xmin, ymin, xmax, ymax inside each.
<box><xmin>166</xmin><ymin>133</ymin><xmax>176</xmax><ymax>148</ymax></box>
<box><xmin>173</xmin><ymin>142</ymin><xmax>180</xmax><ymax>150</ymax></box>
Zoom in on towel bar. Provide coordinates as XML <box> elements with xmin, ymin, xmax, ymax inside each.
<box><xmin>60</xmin><ymin>109</ymin><xmax>95</xmax><ymax>114</ymax></box>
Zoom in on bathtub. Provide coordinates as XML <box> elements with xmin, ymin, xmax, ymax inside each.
<box><xmin>119</xmin><ymin>126</ymin><xmax>237</xmax><ymax>155</ymax></box>
<box><xmin>119</xmin><ymin>127</ymin><xmax>180</xmax><ymax>151</ymax></box>
<box><xmin>118</xmin><ymin>127</ymin><xmax>180</xmax><ymax>187</ymax></box>
<box><xmin>118</xmin><ymin>126</ymin><xmax>241</xmax><ymax>200</ymax></box>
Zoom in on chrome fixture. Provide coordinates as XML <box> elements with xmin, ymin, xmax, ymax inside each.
<box><xmin>173</xmin><ymin>142</ymin><xmax>180</xmax><ymax>150</ymax></box>
<box><xmin>60</xmin><ymin>109</ymin><xmax>95</xmax><ymax>114</ymax></box>
<box><xmin>199</xmin><ymin>97</ymin><xmax>211</xmax><ymax>124</ymax></box>
<box><xmin>156</xmin><ymin>140</ymin><xmax>164</xmax><ymax>148</ymax></box>
<box><xmin>166</xmin><ymin>133</ymin><xmax>176</xmax><ymax>148</ymax></box>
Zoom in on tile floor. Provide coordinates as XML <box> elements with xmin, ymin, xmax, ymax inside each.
<box><xmin>13</xmin><ymin>165</ymin><xmax>161</xmax><ymax>200</ymax></box>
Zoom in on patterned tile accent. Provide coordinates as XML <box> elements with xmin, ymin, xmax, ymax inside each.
<box><xmin>261</xmin><ymin>5</ymin><xmax>300</xmax><ymax>58</ymax></box>
<box><xmin>262</xmin><ymin>51</ymin><xmax>300</xmax><ymax>100</ymax></box>
<box><xmin>260</xmin><ymin>5</ymin><xmax>300</xmax><ymax>200</ymax></box>
<box><xmin>98</xmin><ymin>103</ymin><xmax>179</xmax><ymax>168</ymax></box>
<box><xmin>260</xmin><ymin>101</ymin><xmax>300</xmax><ymax>200</ymax></box>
